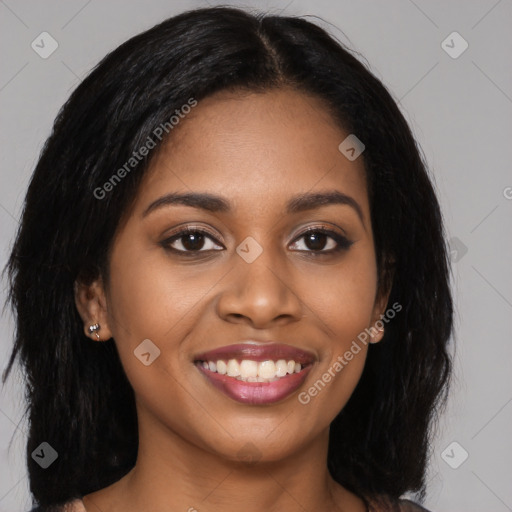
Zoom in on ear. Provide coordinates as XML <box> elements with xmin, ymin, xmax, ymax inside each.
<box><xmin>74</xmin><ymin>276</ymin><xmax>113</xmax><ymax>342</ymax></box>
<box><xmin>368</xmin><ymin>262</ymin><xmax>395</xmax><ymax>344</ymax></box>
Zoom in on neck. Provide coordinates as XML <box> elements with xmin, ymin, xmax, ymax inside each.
<box><xmin>83</xmin><ymin>405</ymin><xmax>366</xmax><ymax>512</ymax></box>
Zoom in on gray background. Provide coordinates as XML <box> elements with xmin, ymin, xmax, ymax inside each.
<box><xmin>1</xmin><ymin>1</ymin><xmax>511</xmax><ymax>511</ymax></box>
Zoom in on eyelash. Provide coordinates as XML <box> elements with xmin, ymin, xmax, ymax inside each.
<box><xmin>160</xmin><ymin>226</ymin><xmax>353</xmax><ymax>257</ymax></box>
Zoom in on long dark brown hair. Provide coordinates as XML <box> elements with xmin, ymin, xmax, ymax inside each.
<box><xmin>3</xmin><ymin>6</ymin><xmax>453</xmax><ymax>510</ymax></box>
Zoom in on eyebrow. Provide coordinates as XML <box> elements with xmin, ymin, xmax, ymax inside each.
<box><xmin>142</xmin><ymin>190</ymin><xmax>364</xmax><ymax>223</ymax></box>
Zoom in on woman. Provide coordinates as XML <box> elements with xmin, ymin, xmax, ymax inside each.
<box><xmin>2</xmin><ymin>6</ymin><xmax>452</xmax><ymax>512</ymax></box>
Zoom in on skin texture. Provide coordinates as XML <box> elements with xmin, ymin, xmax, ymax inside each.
<box><xmin>75</xmin><ymin>88</ymin><xmax>390</xmax><ymax>512</ymax></box>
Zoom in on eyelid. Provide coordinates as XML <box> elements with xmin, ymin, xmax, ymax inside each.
<box><xmin>291</xmin><ymin>223</ymin><xmax>349</xmax><ymax>239</ymax></box>
<box><xmin>163</xmin><ymin>224</ymin><xmax>222</xmax><ymax>241</ymax></box>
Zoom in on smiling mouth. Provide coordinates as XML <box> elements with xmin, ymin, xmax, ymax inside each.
<box><xmin>195</xmin><ymin>358</ymin><xmax>311</xmax><ymax>383</ymax></box>
<box><xmin>193</xmin><ymin>342</ymin><xmax>316</xmax><ymax>404</ymax></box>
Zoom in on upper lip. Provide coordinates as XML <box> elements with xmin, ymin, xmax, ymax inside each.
<box><xmin>194</xmin><ymin>341</ymin><xmax>316</xmax><ymax>365</ymax></box>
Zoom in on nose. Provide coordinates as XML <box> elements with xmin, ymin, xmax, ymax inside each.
<box><xmin>216</xmin><ymin>250</ymin><xmax>303</xmax><ymax>329</ymax></box>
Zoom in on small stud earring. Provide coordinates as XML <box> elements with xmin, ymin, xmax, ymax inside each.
<box><xmin>88</xmin><ymin>323</ymin><xmax>101</xmax><ymax>341</ymax></box>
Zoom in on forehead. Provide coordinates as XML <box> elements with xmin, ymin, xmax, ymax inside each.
<box><xmin>134</xmin><ymin>87</ymin><xmax>369</xmax><ymax>218</ymax></box>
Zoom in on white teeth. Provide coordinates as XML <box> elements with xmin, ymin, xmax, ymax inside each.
<box><xmin>226</xmin><ymin>359</ymin><xmax>240</xmax><ymax>377</ymax></box>
<box><xmin>200</xmin><ymin>358</ymin><xmax>305</xmax><ymax>381</ymax></box>
<box><xmin>240</xmin><ymin>360</ymin><xmax>258</xmax><ymax>379</ymax></box>
<box><xmin>275</xmin><ymin>359</ymin><xmax>288</xmax><ymax>377</ymax></box>
<box><xmin>258</xmin><ymin>360</ymin><xmax>276</xmax><ymax>379</ymax></box>
<box><xmin>216</xmin><ymin>360</ymin><xmax>227</xmax><ymax>375</ymax></box>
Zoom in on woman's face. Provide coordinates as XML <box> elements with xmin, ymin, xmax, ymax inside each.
<box><xmin>95</xmin><ymin>88</ymin><xmax>388</xmax><ymax>463</ymax></box>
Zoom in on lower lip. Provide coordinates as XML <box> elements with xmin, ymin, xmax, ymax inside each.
<box><xmin>195</xmin><ymin>363</ymin><xmax>313</xmax><ymax>405</ymax></box>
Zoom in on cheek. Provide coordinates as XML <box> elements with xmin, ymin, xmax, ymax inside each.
<box><xmin>105</xmin><ymin>243</ymin><xmax>224</xmax><ymax>394</ymax></box>
<box><xmin>104</xmin><ymin>248</ymin><xmax>197</xmax><ymax>420</ymax></box>
<box><xmin>106</xmin><ymin>242</ymin><xmax>208</xmax><ymax>341</ymax></box>
<box><xmin>304</xmin><ymin>246</ymin><xmax>378</xmax><ymax>345</ymax></box>
<box><xmin>295</xmin><ymin>246</ymin><xmax>377</xmax><ymax>413</ymax></box>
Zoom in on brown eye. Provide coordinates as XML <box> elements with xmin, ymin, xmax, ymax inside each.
<box><xmin>161</xmin><ymin>228</ymin><xmax>223</xmax><ymax>254</ymax></box>
<box><xmin>290</xmin><ymin>228</ymin><xmax>353</xmax><ymax>254</ymax></box>
<box><xmin>180</xmin><ymin>232</ymin><xmax>206</xmax><ymax>251</ymax></box>
<box><xmin>303</xmin><ymin>231</ymin><xmax>330</xmax><ymax>251</ymax></box>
